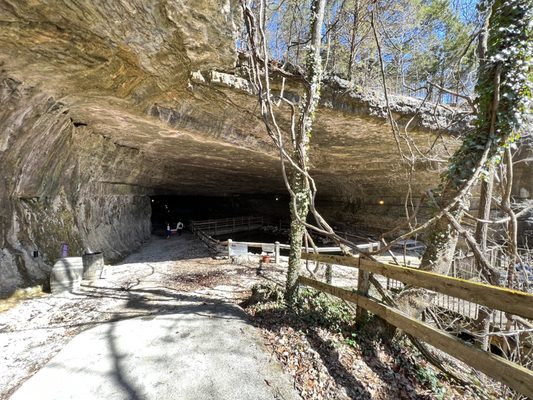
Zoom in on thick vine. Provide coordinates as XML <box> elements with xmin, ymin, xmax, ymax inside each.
<box><xmin>446</xmin><ymin>0</ymin><xmax>532</xmax><ymax>188</ymax></box>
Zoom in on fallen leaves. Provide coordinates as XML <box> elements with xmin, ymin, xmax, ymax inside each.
<box><xmin>246</xmin><ymin>299</ymin><xmax>504</xmax><ymax>400</ymax></box>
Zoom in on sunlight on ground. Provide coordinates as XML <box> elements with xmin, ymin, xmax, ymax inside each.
<box><xmin>375</xmin><ymin>254</ymin><xmax>421</xmax><ymax>267</ymax></box>
<box><xmin>0</xmin><ymin>286</ymin><xmax>45</xmax><ymax>312</ymax></box>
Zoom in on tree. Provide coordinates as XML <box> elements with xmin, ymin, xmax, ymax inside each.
<box><xmin>241</xmin><ymin>0</ymin><xmax>327</xmax><ymax>306</ymax></box>
<box><xmin>284</xmin><ymin>0</ymin><xmax>327</xmax><ymax>306</ymax></box>
<box><xmin>242</xmin><ymin>0</ymin><xmax>531</xmax><ymax>326</ymax></box>
<box><xmin>419</xmin><ymin>0</ymin><xmax>532</xmax><ymax>280</ymax></box>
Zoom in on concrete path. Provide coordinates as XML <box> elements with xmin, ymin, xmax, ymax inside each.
<box><xmin>7</xmin><ymin>235</ymin><xmax>299</xmax><ymax>400</ymax></box>
<box><xmin>10</xmin><ymin>302</ymin><xmax>298</xmax><ymax>400</ymax></box>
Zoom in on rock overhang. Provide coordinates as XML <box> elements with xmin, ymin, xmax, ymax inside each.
<box><xmin>0</xmin><ymin>0</ymin><xmax>468</xmax><ymax>203</ymax></box>
<box><xmin>0</xmin><ymin>0</ymin><xmax>479</xmax><ymax>294</ymax></box>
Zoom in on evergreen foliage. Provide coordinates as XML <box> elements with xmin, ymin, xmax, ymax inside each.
<box><xmin>446</xmin><ymin>0</ymin><xmax>532</xmax><ymax>187</ymax></box>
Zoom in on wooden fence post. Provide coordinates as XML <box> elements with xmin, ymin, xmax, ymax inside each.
<box><xmin>275</xmin><ymin>241</ymin><xmax>280</xmax><ymax>264</ymax></box>
<box><xmin>356</xmin><ymin>257</ymin><xmax>370</xmax><ymax>326</ymax></box>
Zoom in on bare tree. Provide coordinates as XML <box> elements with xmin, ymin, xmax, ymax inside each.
<box><xmin>240</xmin><ymin>0</ymin><xmax>327</xmax><ymax>306</ymax></box>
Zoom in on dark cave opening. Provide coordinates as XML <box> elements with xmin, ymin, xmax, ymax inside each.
<box><xmin>149</xmin><ymin>193</ymin><xmax>291</xmax><ymax>234</ymax></box>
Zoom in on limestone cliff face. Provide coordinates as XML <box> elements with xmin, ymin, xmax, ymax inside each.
<box><xmin>0</xmin><ymin>0</ymin><xmax>240</xmax><ymax>99</ymax></box>
<box><xmin>0</xmin><ymin>0</ymin><xmax>243</xmax><ymax>296</ymax></box>
<box><xmin>0</xmin><ymin>76</ymin><xmax>151</xmax><ymax>296</ymax></box>
<box><xmin>0</xmin><ymin>0</ymin><xmax>479</xmax><ymax>296</ymax></box>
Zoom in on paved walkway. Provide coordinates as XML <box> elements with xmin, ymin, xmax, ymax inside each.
<box><xmin>10</xmin><ymin>303</ymin><xmax>297</xmax><ymax>400</ymax></box>
<box><xmin>6</xmin><ymin>235</ymin><xmax>299</xmax><ymax>400</ymax></box>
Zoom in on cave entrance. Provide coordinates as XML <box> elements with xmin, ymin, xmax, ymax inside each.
<box><xmin>150</xmin><ymin>194</ymin><xmax>290</xmax><ymax>240</ymax></box>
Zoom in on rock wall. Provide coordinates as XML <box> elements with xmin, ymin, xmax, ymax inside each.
<box><xmin>77</xmin><ymin>194</ymin><xmax>151</xmax><ymax>261</ymax></box>
<box><xmin>3</xmin><ymin>0</ymin><xmax>528</xmax><ymax>296</ymax></box>
<box><xmin>0</xmin><ymin>76</ymin><xmax>151</xmax><ymax>297</ymax></box>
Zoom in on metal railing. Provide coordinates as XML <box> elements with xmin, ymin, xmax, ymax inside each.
<box><xmin>226</xmin><ymin>239</ymin><xmax>381</xmax><ymax>263</ymax></box>
<box><xmin>191</xmin><ymin>216</ymin><xmax>264</xmax><ymax>236</ymax></box>
<box><xmin>189</xmin><ymin>216</ymin><xmax>266</xmax><ymax>253</ymax></box>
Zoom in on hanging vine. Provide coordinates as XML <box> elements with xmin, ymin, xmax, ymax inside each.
<box><xmin>446</xmin><ymin>0</ymin><xmax>532</xmax><ymax>188</ymax></box>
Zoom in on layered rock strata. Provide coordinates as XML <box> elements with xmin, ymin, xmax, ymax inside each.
<box><xmin>0</xmin><ymin>0</ymin><xmax>485</xmax><ymax>295</ymax></box>
<box><xmin>0</xmin><ymin>77</ymin><xmax>152</xmax><ymax>295</ymax></box>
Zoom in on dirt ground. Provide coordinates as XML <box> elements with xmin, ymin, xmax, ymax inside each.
<box><xmin>0</xmin><ymin>234</ymin><xmax>511</xmax><ymax>400</ymax></box>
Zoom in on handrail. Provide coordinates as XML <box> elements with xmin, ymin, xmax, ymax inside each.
<box><xmin>229</xmin><ymin>242</ymin><xmax>379</xmax><ymax>252</ymax></box>
<box><xmin>226</xmin><ymin>240</ymin><xmax>381</xmax><ymax>264</ymax></box>
<box><xmin>302</xmin><ymin>253</ymin><xmax>533</xmax><ymax>320</ymax></box>
<box><xmin>298</xmin><ymin>275</ymin><xmax>533</xmax><ymax>399</ymax></box>
<box><xmin>190</xmin><ymin>216</ymin><xmax>265</xmax><ymax>238</ymax></box>
<box><xmin>189</xmin><ymin>222</ymin><xmax>222</xmax><ymax>252</ymax></box>
<box><xmin>191</xmin><ymin>216</ymin><xmax>263</xmax><ymax>228</ymax></box>
<box><xmin>190</xmin><ymin>216</ymin><xmax>267</xmax><ymax>253</ymax></box>
<box><xmin>191</xmin><ymin>217</ymin><xmax>383</xmax><ymax>259</ymax></box>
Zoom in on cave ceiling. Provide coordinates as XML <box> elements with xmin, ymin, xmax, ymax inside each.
<box><xmin>0</xmin><ymin>0</ymin><xmax>469</xmax><ymax>202</ymax></box>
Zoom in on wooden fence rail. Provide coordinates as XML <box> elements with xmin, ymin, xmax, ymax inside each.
<box><xmin>302</xmin><ymin>253</ymin><xmax>533</xmax><ymax>320</ymax></box>
<box><xmin>298</xmin><ymin>275</ymin><xmax>533</xmax><ymax>398</ymax></box>
<box><xmin>189</xmin><ymin>220</ymin><xmax>533</xmax><ymax>395</ymax></box>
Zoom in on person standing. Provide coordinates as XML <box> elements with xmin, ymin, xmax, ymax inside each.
<box><xmin>165</xmin><ymin>222</ymin><xmax>171</xmax><ymax>239</ymax></box>
<box><xmin>177</xmin><ymin>221</ymin><xmax>184</xmax><ymax>236</ymax></box>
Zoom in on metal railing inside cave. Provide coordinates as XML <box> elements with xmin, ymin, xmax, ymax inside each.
<box><xmin>190</xmin><ymin>216</ymin><xmax>268</xmax><ymax>253</ymax></box>
<box><xmin>189</xmin><ymin>215</ymin><xmax>381</xmax><ymax>262</ymax></box>
<box><xmin>191</xmin><ymin>216</ymin><xmax>265</xmax><ymax>236</ymax></box>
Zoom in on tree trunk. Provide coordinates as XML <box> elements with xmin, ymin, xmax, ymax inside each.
<box><xmin>475</xmin><ymin>170</ymin><xmax>494</xmax><ymax>257</ymax></box>
<box><xmin>284</xmin><ymin>0</ymin><xmax>326</xmax><ymax>307</ymax></box>
<box><xmin>398</xmin><ymin>0</ymin><xmax>531</xmax><ymax>319</ymax></box>
<box><xmin>473</xmin><ymin>168</ymin><xmax>494</xmax><ymax>351</ymax></box>
<box><xmin>420</xmin><ymin>0</ymin><xmax>530</xmax><ymax>274</ymax></box>
<box><xmin>325</xmin><ymin>263</ymin><xmax>332</xmax><ymax>284</ymax></box>
<box><xmin>420</xmin><ymin>200</ymin><xmax>466</xmax><ymax>275</ymax></box>
<box><xmin>502</xmin><ymin>148</ymin><xmax>519</xmax><ymax>288</ymax></box>
<box><xmin>286</xmin><ymin>171</ymin><xmax>310</xmax><ymax>305</ymax></box>
<box><xmin>348</xmin><ymin>0</ymin><xmax>360</xmax><ymax>81</ymax></box>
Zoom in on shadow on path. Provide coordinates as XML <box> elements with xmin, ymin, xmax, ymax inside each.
<box><xmin>108</xmin><ymin>320</ymin><xmax>143</xmax><ymax>400</ymax></box>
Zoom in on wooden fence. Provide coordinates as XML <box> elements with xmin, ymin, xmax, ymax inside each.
<box><xmin>299</xmin><ymin>253</ymin><xmax>533</xmax><ymax>398</ymax></box>
<box><xmin>189</xmin><ymin>218</ymin><xmax>533</xmax><ymax>394</ymax></box>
